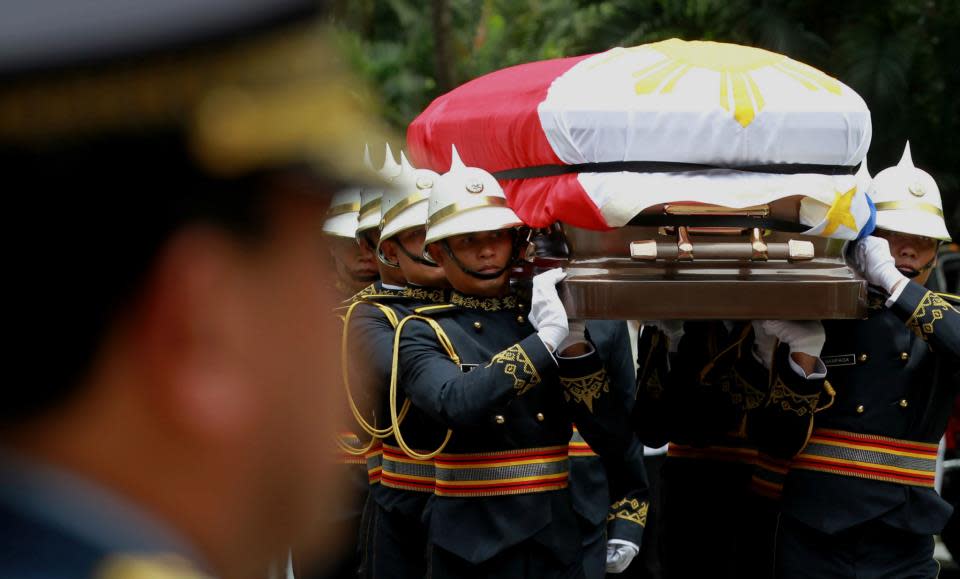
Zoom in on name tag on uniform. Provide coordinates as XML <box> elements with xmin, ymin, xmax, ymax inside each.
<box><xmin>460</xmin><ymin>363</ymin><xmax>479</xmax><ymax>372</ymax></box>
<box><xmin>822</xmin><ymin>354</ymin><xmax>856</xmax><ymax>367</ymax></box>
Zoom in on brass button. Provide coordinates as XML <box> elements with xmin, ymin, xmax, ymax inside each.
<box><xmin>473</xmin><ymin>321</ymin><xmax>482</xmax><ymax>330</ymax></box>
<box><xmin>900</xmin><ymin>352</ymin><xmax>909</xmax><ymax>361</ymax></box>
<box><xmin>899</xmin><ymin>399</ymin><xmax>909</xmax><ymax>408</ymax></box>
<box><xmin>536</xmin><ymin>412</ymin><xmax>545</xmax><ymax>422</ymax></box>
<box><xmin>517</xmin><ymin>315</ymin><xmax>526</xmax><ymax>324</ymax></box>
<box><xmin>856</xmin><ymin>405</ymin><xmax>865</xmax><ymax>414</ymax></box>
<box><xmin>858</xmin><ymin>354</ymin><xmax>868</xmax><ymax>363</ymax></box>
<box><xmin>494</xmin><ymin>415</ymin><xmax>505</xmax><ymax>424</ymax></box>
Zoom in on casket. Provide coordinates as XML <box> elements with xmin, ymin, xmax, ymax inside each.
<box><xmin>408</xmin><ymin>39</ymin><xmax>874</xmax><ymax>319</ymax></box>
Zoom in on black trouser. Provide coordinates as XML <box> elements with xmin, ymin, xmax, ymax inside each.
<box><xmin>775</xmin><ymin>515</ymin><xmax>939</xmax><ymax>579</ymax></box>
<box><xmin>578</xmin><ymin>514</ymin><xmax>606</xmax><ymax>579</ymax></box>
<box><xmin>427</xmin><ymin>539</ymin><xmax>586</xmax><ymax>579</ymax></box>
<box><xmin>362</xmin><ymin>501</ymin><xmax>429</xmax><ymax>579</ymax></box>
<box><xmin>659</xmin><ymin>457</ymin><xmax>778</xmax><ymax>579</ymax></box>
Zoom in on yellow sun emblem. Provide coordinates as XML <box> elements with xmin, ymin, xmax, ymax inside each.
<box><xmin>821</xmin><ymin>187</ymin><xmax>859</xmax><ymax>236</ymax></box>
<box><xmin>628</xmin><ymin>39</ymin><xmax>842</xmax><ymax>127</ymax></box>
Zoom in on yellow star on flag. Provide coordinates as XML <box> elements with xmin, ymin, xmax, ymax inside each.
<box><xmin>821</xmin><ymin>187</ymin><xmax>858</xmax><ymax>236</ymax></box>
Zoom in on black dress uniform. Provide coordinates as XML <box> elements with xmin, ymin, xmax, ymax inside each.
<box><xmin>342</xmin><ymin>283</ymin><xmax>448</xmax><ymax>579</ymax></box>
<box><xmin>777</xmin><ymin>285</ymin><xmax>960</xmax><ymax>578</ymax></box>
<box><xmin>396</xmin><ymin>291</ymin><xmax>648</xmax><ymax>579</ymax></box>
<box><xmin>632</xmin><ymin>321</ymin><xmax>829</xmax><ymax>579</ymax></box>
<box><xmin>568</xmin><ymin>320</ymin><xmax>648</xmax><ymax>579</ymax></box>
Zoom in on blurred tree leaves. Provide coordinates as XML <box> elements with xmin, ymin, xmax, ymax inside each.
<box><xmin>329</xmin><ymin>0</ymin><xmax>959</xmax><ymax>237</ymax></box>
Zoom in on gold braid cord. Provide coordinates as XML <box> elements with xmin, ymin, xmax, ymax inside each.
<box><xmin>390</xmin><ymin>315</ymin><xmax>455</xmax><ymax>461</ymax></box>
<box><xmin>560</xmin><ymin>369</ymin><xmax>610</xmax><ymax>413</ymax></box>
<box><xmin>341</xmin><ymin>300</ymin><xmax>409</xmax><ymax>442</ymax></box>
<box><xmin>908</xmin><ymin>291</ymin><xmax>958</xmax><ymax>342</ymax></box>
<box><xmin>486</xmin><ymin>344</ymin><xmax>542</xmax><ymax>396</ymax></box>
<box><xmin>607</xmin><ymin>498</ymin><xmax>649</xmax><ymax>527</ymax></box>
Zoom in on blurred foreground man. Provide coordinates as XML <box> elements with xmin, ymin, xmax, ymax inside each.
<box><xmin>1</xmin><ymin>1</ymin><xmax>389</xmax><ymax>577</ymax></box>
<box><xmin>776</xmin><ymin>145</ymin><xmax>960</xmax><ymax>578</ymax></box>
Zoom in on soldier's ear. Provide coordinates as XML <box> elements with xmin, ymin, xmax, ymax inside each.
<box><xmin>380</xmin><ymin>238</ymin><xmax>400</xmax><ymax>264</ymax></box>
<box><xmin>426</xmin><ymin>243</ymin><xmax>446</xmax><ymax>266</ymax></box>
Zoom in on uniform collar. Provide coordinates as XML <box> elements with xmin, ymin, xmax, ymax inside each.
<box><xmin>403</xmin><ymin>285</ymin><xmax>447</xmax><ymax>303</ymax></box>
<box><xmin>449</xmin><ymin>290</ymin><xmax>520</xmax><ymax>312</ymax></box>
<box><xmin>373</xmin><ymin>281</ymin><xmax>405</xmax><ymax>297</ymax></box>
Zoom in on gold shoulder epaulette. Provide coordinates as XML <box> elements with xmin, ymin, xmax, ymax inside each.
<box><xmin>414</xmin><ymin>304</ymin><xmax>455</xmax><ymax>315</ymax></box>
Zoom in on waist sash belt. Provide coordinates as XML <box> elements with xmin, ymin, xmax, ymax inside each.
<box><xmin>434</xmin><ymin>446</ymin><xmax>570</xmax><ymax>498</ymax></box>
<box><xmin>381</xmin><ymin>444</ymin><xmax>435</xmax><ymax>493</ymax></box>
<box><xmin>667</xmin><ymin>441</ymin><xmax>759</xmax><ymax>464</ymax></box>
<box><xmin>366</xmin><ymin>442</ymin><xmax>383</xmax><ymax>485</ymax></box>
<box><xmin>792</xmin><ymin>429</ymin><xmax>938</xmax><ymax>488</ymax></box>
<box><xmin>335</xmin><ymin>432</ymin><xmax>368</xmax><ymax>466</ymax></box>
<box><xmin>568</xmin><ymin>426</ymin><xmax>597</xmax><ymax>458</ymax></box>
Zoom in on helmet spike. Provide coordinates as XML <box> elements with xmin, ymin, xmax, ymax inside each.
<box><xmin>898</xmin><ymin>141</ymin><xmax>914</xmax><ymax>168</ymax></box>
<box><xmin>400</xmin><ymin>150</ymin><xmax>414</xmax><ymax>172</ymax></box>
<box><xmin>449</xmin><ymin>144</ymin><xmax>466</xmax><ymax>171</ymax></box>
<box><xmin>363</xmin><ymin>143</ymin><xmax>374</xmax><ymax>171</ymax></box>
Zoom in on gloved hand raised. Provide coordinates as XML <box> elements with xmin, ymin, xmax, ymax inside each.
<box><xmin>851</xmin><ymin>236</ymin><xmax>907</xmax><ymax>296</ymax></box>
<box><xmin>752</xmin><ymin>320</ymin><xmax>826</xmax><ymax>377</ymax></box>
<box><xmin>528</xmin><ymin>268</ymin><xmax>569</xmax><ymax>352</ymax></box>
<box><xmin>606</xmin><ymin>539</ymin><xmax>639</xmax><ymax>574</ymax></box>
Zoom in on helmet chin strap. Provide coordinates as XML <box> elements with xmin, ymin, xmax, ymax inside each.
<box><xmin>378</xmin><ymin>237</ymin><xmax>439</xmax><ymax>269</ymax></box>
<box><xmin>440</xmin><ymin>237</ymin><xmax>519</xmax><ymax>281</ymax></box>
<box><xmin>901</xmin><ymin>254</ymin><xmax>938</xmax><ymax>279</ymax></box>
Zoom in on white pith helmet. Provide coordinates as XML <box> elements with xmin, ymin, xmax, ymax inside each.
<box><xmin>423</xmin><ymin>145</ymin><xmax>523</xmax><ymax>248</ymax></box>
<box><xmin>868</xmin><ymin>142</ymin><xmax>950</xmax><ymax>242</ymax></box>
<box><xmin>357</xmin><ymin>143</ymin><xmax>402</xmax><ymax>234</ymax></box>
<box><xmin>855</xmin><ymin>157</ymin><xmax>871</xmax><ymax>196</ymax></box>
<box><xmin>378</xmin><ymin>151</ymin><xmax>439</xmax><ymax>248</ymax></box>
<box><xmin>321</xmin><ymin>187</ymin><xmax>362</xmax><ymax>239</ymax></box>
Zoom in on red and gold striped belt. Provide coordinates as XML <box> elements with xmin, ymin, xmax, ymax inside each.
<box><xmin>434</xmin><ymin>445</ymin><xmax>570</xmax><ymax>498</ymax></box>
<box><xmin>335</xmin><ymin>432</ymin><xmax>369</xmax><ymax>466</ymax></box>
<box><xmin>792</xmin><ymin>429</ymin><xmax>938</xmax><ymax>488</ymax></box>
<box><xmin>366</xmin><ymin>442</ymin><xmax>384</xmax><ymax>485</ymax></box>
<box><xmin>667</xmin><ymin>441</ymin><xmax>759</xmax><ymax>464</ymax></box>
<box><xmin>381</xmin><ymin>444</ymin><xmax>435</xmax><ymax>493</ymax></box>
<box><xmin>568</xmin><ymin>426</ymin><xmax>596</xmax><ymax>458</ymax></box>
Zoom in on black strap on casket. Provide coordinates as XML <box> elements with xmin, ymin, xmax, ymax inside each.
<box><xmin>492</xmin><ymin>160</ymin><xmax>858</xmax><ymax>181</ymax></box>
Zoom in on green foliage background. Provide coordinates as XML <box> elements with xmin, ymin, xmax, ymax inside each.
<box><xmin>328</xmin><ymin>0</ymin><xmax>959</xmax><ymax>238</ymax></box>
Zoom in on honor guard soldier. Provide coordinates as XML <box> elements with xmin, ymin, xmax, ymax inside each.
<box><xmin>392</xmin><ymin>148</ymin><xmax>648</xmax><ymax>578</ymax></box>
<box><xmin>343</xmin><ymin>152</ymin><xmax>449</xmax><ymax>578</ymax></box>
<box><xmin>0</xmin><ymin>1</ymin><xmax>391</xmax><ymax>577</ymax></box>
<box><xmin>632</xmin><ymin>314</ymin><xmax>829</xmax><ymax>579</ymax></box>
<box><xmin>567</xmin><ymin>320</ymin><xmax>647</xmax><ymax>578</ymax></box>
<box><xmin>775</xmin><ymin>144</ymin><xmax>960</xmax><ymax>578</ymax></box>
<box><xmin>323</xmin><ymin>187</ymin><xmax>380</xmax><ymax>298</ymax></box>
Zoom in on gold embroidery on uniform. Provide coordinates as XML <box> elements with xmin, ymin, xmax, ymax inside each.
<box><xmin>560</xmin><ymin>369</ymin><xmax>610</xmax><ymax>413</ymax></box>
<box><xmin>739</xmin><ymin>371</ymin><xmax>767</xmax><ymax>411</ymax></box>
<box><xmin>766</xmin><ymin>377</ymin><xmax>819</xmax><ymax>416</ymax></box>
<box><xmin>908</xmin><ymin>291</ymin><xmax>957</xmax><ymax>341</ymax></box>
<box><xmin>403</xmin><ymin>287</ymin><xmax>446</xmax><ymax>303</ymax></box>
<box><xmin>487</xmin><ymin>344</ymin><xmax>541</xmax><ymax>395</ymax></box>
<box><xmin>607</xmin><ymin>498</ymin><xmax>649</xmax><ymax>527</ymax></box>
<box><xmin>451</xmin><ymin>292</ymin><xmax>519</xmax><ymax>311</ymax></box>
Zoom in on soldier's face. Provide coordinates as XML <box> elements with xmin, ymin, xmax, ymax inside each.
<box><xmin>430</xmin><ymin>229</ymin><xmax>513</xmax><ymax>296</ymax></box>
<box><xmin>876</xmin><ymin>229</ymin><xmax>938</xmax><ymax>284</ymax></box>
<box><xmin>328</xmin><ymin>235</ymin><xmax>378</xmax><ymax>292</ymax></box>
<box><xmin>393</xmin><ymin>227</ymin><xmax>448</xmax><ymax>288</ymax></box>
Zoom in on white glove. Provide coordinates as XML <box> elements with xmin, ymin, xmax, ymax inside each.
<box><xmin>852</xmin><ymin>236</ymin><xmax>907</xmax><ymax>296</ymax></box>
<box><xmin>752</xmin><ymin>320</ymin><xmax>826</xmax><ymax>359</ymax></box>
<box><xmin>606</xmin><ymin>539</ymin><xmax>640</xmax><ymax>574</ymax></box>
<box><xmin>643</xmin><ymin>320</ymin><xmax>685</xmax><ymax>353</ymax></box>
<box><xmin>528</xmin><ymin>268</ymin><xmax>569</xmax><ymax>352</ymax></box>
<box><xmin>556</xmin><ymin>320</ymin><xmax>593</xmax><ymax>357</ymax></box>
